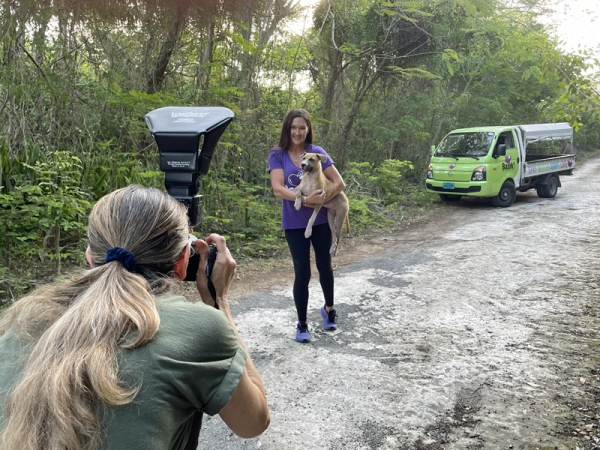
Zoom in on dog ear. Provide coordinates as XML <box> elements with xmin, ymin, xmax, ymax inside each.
<box><xmin>302</xmin><ymin>152</ymin><xmax>307</xmax><ymax>158</ymax></box>
<box><xmin>318</xmin><ymin>154</ymin><xmax>327</xmax><ymax>163</ymax></box>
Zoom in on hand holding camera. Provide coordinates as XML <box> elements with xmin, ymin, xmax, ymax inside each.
<box><xmin>190</xmin><ymin>235</ymin><xmax>236</xmax><ymax>309</ymax></box>
<box><xmin>187</xmin><ymin>235</ymin><xmax>216</xmax><ymax>302</ymax></box>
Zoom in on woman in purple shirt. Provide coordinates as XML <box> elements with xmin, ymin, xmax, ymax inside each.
<box><xmin>268</xmin><ymin>109</ymin><xmax>346</xmax><ymax>342</ymax></box>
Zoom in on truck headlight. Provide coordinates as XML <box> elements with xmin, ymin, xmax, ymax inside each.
<box><xmin>427</xmin><ymin>164</ymin><xmax>434</xmax><ymax>179</ymax></box>
<box><xmin>471</xmin><ymin>166</ymin><xmax>486</xmax><ymax>181</ymax></box>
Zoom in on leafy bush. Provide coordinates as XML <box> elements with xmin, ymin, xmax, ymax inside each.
<box><xmin>342</xmin><ymin>159</ymin><xmax>433</xmax><ymax>233</ymax></box>
<box><xmin>202</xmin><ymin>174</ymin><xmax>284</xmax><ymax>259</ymax></box>
<box><xmin>0</xmin><ymin>151</ymin><xmax>93</xmax><ymax>302</ymax></box>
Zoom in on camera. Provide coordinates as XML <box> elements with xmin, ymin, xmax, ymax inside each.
<box><xmin>145</xmin><ymin>106</ymin><xmax>234</xmax><ymax>286</ymax></box>
<box><xmin>187</xmin><ymin>235</ymin><xmax>217</xmax><ymax>301</ymax></box>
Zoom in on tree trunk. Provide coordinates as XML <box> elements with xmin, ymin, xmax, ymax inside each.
<box><xmin>320</xmin><ymin>49</ymin><xmax>343</xmax><ymax>148</ymax></box>
<box><xmin>55</xmin><ymin>223</ymin><xmax>61</xmax><ymax>275</ymax></box>
<box><xmin>234</xmin><ymin>0</ymin><xmax>296</xmax><ymax>107</ymax></box>
<box><xmin>197</xmin><ymin>17</ymin><xmax>215</xmax><ymax>91</ymax></box>
<box><xmin>334</xmin><ymin>60</ymin><xmax>383</xmax><ymax>167</ymax></box>
<box><xmin>146</xmin><ymin>0</ymin><xmax>191</xmax><ymax>94</ymax></box>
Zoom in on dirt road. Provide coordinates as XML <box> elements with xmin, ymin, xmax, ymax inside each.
<box><xmin>198</xmin><ymin>157</ymin><xmax>600</xmax><ymax>450</ymax></box>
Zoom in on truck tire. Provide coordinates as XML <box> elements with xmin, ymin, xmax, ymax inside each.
<box><xmin>491</xmin><ymin>180</ymin><xmax>516</xmax><ymax>207</ymax></box>
<box><xmin>537</xmin><ymin>175</ymin><xmax>559</xmax><ymax>198</ymax></box>
<box><xmin>439</xmin><ymin>194</ymin><xmax>462</xmax><ymax>202</ymax></box>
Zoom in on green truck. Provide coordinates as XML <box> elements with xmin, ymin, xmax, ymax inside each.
<box><xmin>425</xmin><ymin>123</ymin><xmax>575</xmax><ymax>207</ymax></box>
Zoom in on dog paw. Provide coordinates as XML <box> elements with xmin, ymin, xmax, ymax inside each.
<box><xmin>294</xmin><ymin>200</ymin><xmax>301</xmax><ymax>211</ymax></box>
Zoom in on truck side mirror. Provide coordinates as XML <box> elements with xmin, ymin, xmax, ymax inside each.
<box><xmin>494</xmin><ymin>144</ymin><xmax>507</xmax><ymax>158</ymax></box>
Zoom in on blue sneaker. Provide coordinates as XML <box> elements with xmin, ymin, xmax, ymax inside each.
<box><xmin>321</xmin><ymin>306</ymin><xmax>338</xmax><ymax>330</ymax></box>
<box><xmin>296</xmin><ymin>322</ymin><xmax>311</xmax><ymax>343</ymax></box>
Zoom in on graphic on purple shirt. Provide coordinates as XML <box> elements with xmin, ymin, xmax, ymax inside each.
<box><xmin>267</xmin><ymin>144</ymin><xmax>334</xmax><ymax>230</ymax></box>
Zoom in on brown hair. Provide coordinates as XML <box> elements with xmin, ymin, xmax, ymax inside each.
<box><xmin>0</xmin><ymin>185</ymin><xmax>189</xmax><ymax>450</ymax></box>
<box><xmin>277</xmin><ymin>109</ymin><xmax>314</xmax><ymax>150</ymax></box>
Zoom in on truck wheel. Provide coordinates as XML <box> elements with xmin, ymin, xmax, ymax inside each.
<box><xmin>491</xmin><ymin>180</ymin><xmax>516</xmax><ymax>207</ymax></box>
<box><xmin>537</xmin><ymin>175</ymin><xmax>559</xmax><ymax>198</ymax></box>
<box><xmin>439</xmin><ymin>194</ymin><xmax>462</xmax><ymax>202</ymax></box>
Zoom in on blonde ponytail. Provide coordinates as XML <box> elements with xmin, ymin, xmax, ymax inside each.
<box><xmin>0</xmin><ymin>185</ymin><xmax>189</xmax><ymax>450</ymax></box>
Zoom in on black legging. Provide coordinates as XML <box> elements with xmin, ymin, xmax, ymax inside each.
<box><xmin>284</xmin><ymin>222</ymin><xmax>334</xmax><ymax>323</ymax></box>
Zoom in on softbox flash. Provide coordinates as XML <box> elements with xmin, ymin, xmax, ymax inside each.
<box><xmin>145</xmin><ymin>106</ymin><xmax>234</xmax><ymax>227</ymax></box>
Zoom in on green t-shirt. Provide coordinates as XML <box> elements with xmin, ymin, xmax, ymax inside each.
<box><xmin>0</xmin><ymin>294</ymin><xmax>247</xmax><ymax>450</ymax></box>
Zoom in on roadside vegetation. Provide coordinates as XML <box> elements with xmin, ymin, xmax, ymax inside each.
<box><xmin>1</xmin><ymin>0</ymin><xmax>599</xmax><ymax>304</ymax></box>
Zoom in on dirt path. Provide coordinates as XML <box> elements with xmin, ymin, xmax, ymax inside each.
<box><xmin>198</xmin><ymin>157</ymin><xmax>600</xmax><ymax>450</ymax></box>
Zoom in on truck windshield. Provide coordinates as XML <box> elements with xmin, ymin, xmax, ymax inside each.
<box><xmin>435</xmin><ymin>132</ymin><xmax>495</xmax><ymax>158</ymax></box>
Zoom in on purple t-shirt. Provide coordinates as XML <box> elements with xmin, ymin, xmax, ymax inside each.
<box><xmin>268</xmin><ymin>144</ymin><xmax>334</xmax><ymax>230</ymax></box>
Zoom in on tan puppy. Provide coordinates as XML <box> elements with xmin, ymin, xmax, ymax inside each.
<box><xmin>294</xmin><ymin>152</ymin><xmax>350</xmax><ymax>256</ymax></box>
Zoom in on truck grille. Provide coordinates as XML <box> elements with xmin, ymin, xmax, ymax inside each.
<box><xmin>426</xmin><ymin>183</ymin><xmax>482</xmax><ymax>193</ymax></box>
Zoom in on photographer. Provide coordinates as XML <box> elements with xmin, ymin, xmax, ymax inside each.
<box><xmin>0</xmin><ymin>185</ymin><xmax>270</xmax><ymax>450</ymax></box>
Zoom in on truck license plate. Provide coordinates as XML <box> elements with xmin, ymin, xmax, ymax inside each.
<box><xmin>442</xmin><ymin>182</ymin><xmax>455</xmax><ymax>189</ymax></box>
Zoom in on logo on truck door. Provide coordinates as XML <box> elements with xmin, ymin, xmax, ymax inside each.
<box><xmin>502</xmin><ymin>154</ymin><xmax>515</xmax><ymax>171</ymax></box>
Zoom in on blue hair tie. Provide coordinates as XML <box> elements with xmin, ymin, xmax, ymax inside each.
<box><xmin>105</xmin><ymin>247</ymin><xmax>137</xmax><ymax>271</ymax></box>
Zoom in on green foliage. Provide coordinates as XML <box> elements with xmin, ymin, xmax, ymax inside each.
<box><xmin>348</xmin><ymin>196</ymin><xmax>388</xmax><ymax>230</ymax></box>
<box><xmin>0</xmin><ymin>151</ymin><xmax>92</xmax><ymax>252</ymax></box>
<box><xmin>374</xmin><ymin>160</ymin><xmax>416</xmax><ymax>204</ymax></box>
<box><xmin>388</xmin><ymin>66</ymin><xmax>440</xmax><ymax>80</ymax></box>
<box><xmin>0</xmin><ymin>151</ymin><xmax>93</xmax><ymax>302</ymax></box>
<box><xmin>538</xmin><ymin>51</ymin><xmax>600</xmax><ymax>135</ymax></box>
<box><xmin>0</xmin><ymin>265</ymin><xmax>31</xmax><ymax>307</ymax></box>
<box><xmin>201</xmin><ymin>172</ymin><xmax>284</xmax><ymax>259</ymax></box>
<box><xmin>229</xmin><ymin>28</ymin><xmax>265</xmax><ymax>55</ymax></box>
<box><xmin>343</xmin><ymin>159</ymin><xmax>433</xmax><ymax>233</ymax></box>
<box><xmin>0</xmin><ymin>0</ymin><xmax>598</xmax><ymax>302</ymax></box>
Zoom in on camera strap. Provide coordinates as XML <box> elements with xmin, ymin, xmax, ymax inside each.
<box><xmin>184</xmin><ymin>411</ymin><xmax>204</xmax><ymax>450</ymax></box>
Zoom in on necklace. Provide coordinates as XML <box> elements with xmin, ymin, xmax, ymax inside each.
<box><xmin>290</xmin><ymin>151</ymin><xmax>303</xmax><ymax>165</ymax></box>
